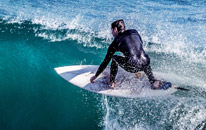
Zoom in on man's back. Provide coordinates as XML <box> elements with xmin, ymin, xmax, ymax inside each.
<box><xmin>115</xmin><ymin>29</ymin><xmax>149</xmax><ymax>66</ymax></box>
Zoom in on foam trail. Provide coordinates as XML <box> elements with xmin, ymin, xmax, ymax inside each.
<box><xmin>103</xmin><ymin>96</ymin><xmax>110</xmax><ymax>130</ymax></box>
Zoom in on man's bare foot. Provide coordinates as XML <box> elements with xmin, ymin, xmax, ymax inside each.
<box><xmin>104</xmin><ymin>75</ymin><xmax>115</xmax><ymax>89</ymax></box>
<box><xmin>152</xmin><ymin>80</ymin><xmax>162</xmax><ymax>89</ymax></box>
<box><xmin>110</xmin><ymin>82</ymin><xmax>115</xmax><ymax>89</ymax></box>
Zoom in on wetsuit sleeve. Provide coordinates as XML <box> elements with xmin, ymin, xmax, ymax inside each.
<box><xmin>95</xmin><ymin>42</ymin><xmax>116</xmax><ymax>77</ymax></box>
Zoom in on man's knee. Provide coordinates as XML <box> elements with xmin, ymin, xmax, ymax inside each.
<box><xmin>112</xmin><ymin>55</ymin><xmax>118</xmax><ymax>61</ymax></box>
<box><xmin>112</xmin><ymin>55</ymin><xmax>120</xmax><ymax>65</ymax></box>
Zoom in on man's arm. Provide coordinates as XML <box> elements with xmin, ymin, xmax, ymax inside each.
<box><xmin>95</xmin><ymin>45</ymin><xmax>116</xmax><ymax>77</ymax></box>
<box><xmin>90</xmin><ymin>42</ymin><xmax>116</xmax><ymax>83</ymax></box>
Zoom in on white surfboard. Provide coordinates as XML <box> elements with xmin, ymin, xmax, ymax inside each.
<box><xmin>54</xmin><ymin>65</ymin><xmax>178</xmax><ymax>98</ymax></box>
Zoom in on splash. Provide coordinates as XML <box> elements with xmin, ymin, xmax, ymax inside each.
<box><xmin>101</xmin><ymin>95</ymin><xmax>206</xmax><ymax>130</ymax></box>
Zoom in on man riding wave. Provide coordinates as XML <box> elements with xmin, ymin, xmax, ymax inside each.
<box><xmin>90</xmin><ymin>19</ymin><xmax>161</xmax><ymax>89</ymax></box>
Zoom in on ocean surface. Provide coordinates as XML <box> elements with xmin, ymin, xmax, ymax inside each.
<box><xmin>0</xmin><ymin>0</ymin><xmax>206</xmax><ymax>129</ymax></box>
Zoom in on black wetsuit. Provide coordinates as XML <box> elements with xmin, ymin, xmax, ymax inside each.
<box><xmin>95</xmin><ymin>29</ymin><xmax>156</xmax><ymax>84</ymax></box>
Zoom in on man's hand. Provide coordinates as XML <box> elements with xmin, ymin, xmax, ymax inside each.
<box><xmin>90</xmin><ymin>75</ymin><xmax>97</xmax><ymax>83</ymax></box>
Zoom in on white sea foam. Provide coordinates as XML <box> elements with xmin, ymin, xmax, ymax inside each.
<box><xmin>101</xmin><ymin>94</ymin><xmax>206</xmax><ymax>130</ymax></box>
<box><xmin>169</xmin><ymin>97</ymin><xmax>206</xmax><ymax>129</ymax></box>
<box><xmin>102</xmin><ymin>96</ymin><xmax>159</xmax><ymax>130</ymax></box>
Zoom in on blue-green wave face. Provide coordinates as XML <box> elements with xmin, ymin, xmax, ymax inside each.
<box><xmin>0</xmin><ymin>0</ymin><xmax>206</xmax><ymax>129</ymax></box>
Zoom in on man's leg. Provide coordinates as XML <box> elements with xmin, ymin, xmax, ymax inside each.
<box><xmin>111</xmin><ymin>56</ymin><xmax>161</xmax><ymax>89</ymax></box>
<box><xmin>110</xmin><ymin>58</ymin><xmax>118</xmax><ymax>84</ymax></box>
<box><xmin>111</xmin><ymin>55</ymin><xmax>140</xmax><ymax>83</ymax></box>
<box><xmin>143</xmin><ymin>65</ymin><xmax>161</xmax><ymax>89</ymax></box>
<box><xmin>143</xmin><ymin>65</ymin><xmax>156</xmax><ymax>84</ymax></box>
<box><xmin>110</xmin><ymin>55</ymin><xmax>127</xmax><ymax>87</ymax></box>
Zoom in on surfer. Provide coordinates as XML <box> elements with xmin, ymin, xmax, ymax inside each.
<box><xmin>90</xmin><ymin>19</ymin><xmax>161</xmax><ymax>89</ymax></box>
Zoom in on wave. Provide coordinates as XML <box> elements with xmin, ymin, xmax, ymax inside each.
<box><xmin>1</xmin><ymin>17</ymin><xmax>205</xmax><ymax>88</ymax></box>
<box><xmin>1</xmin><ymin>17</ymin><xmax>205</xmax><ymax>63</ymax></box>
<box><xmin>0</xmin><ymin>18</ymin><xmax>111</xmax><ymax>48</ymax></box>
<box><xmin>1</xmin><ymin>1</ymin><xmax>206</xmax><ymax>129</ymax></box>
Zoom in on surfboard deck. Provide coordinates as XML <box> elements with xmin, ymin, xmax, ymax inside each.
<box><xmin>54</xmin><ymin>65</ymin><xmax>178</xmax><ymax>98</ymax></box>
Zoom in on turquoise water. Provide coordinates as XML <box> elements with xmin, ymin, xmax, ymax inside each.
<box><xmin>0</xmin><ymin>0</ymin><xmax>206</xmax><ymax>129</ymax></box>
